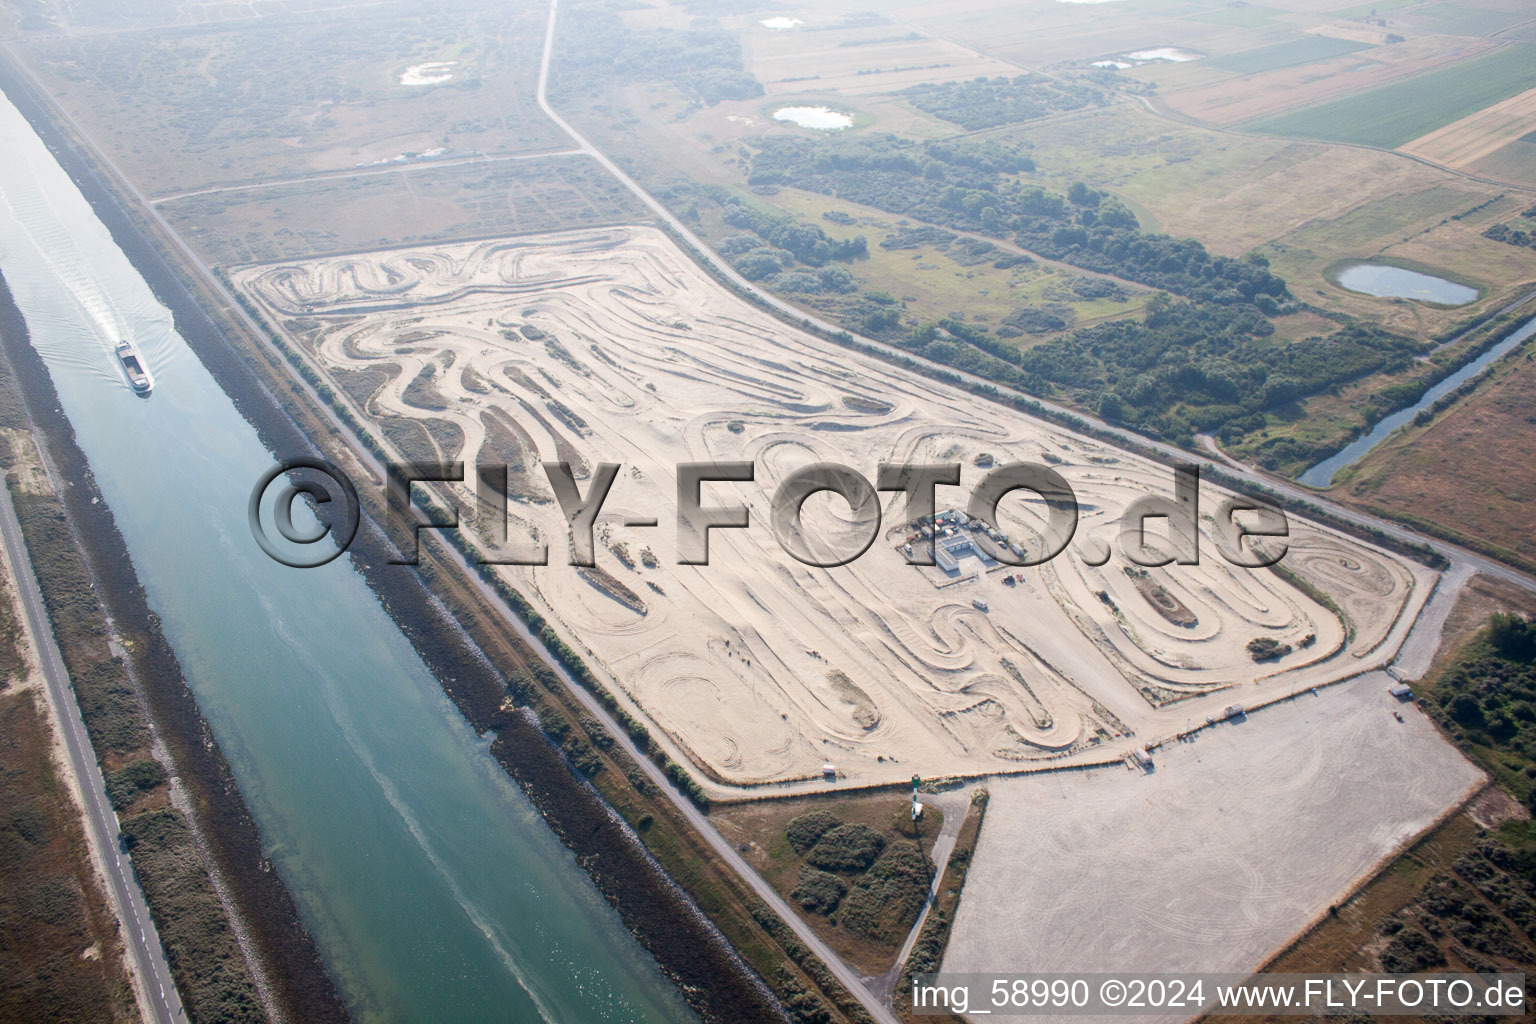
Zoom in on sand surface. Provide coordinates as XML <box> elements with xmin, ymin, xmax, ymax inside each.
<box><xmin>943</xmin><ymin>671</ymin><xmax>1483</xmax><ymax>1022</ymax></box>
<box><xmin>233</xmin><ymin>226</ymin><xmax>1434</xmax><ymax>793</ymax></box>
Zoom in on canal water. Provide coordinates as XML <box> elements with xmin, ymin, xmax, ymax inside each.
<box><xmin>0</xmin><ymin>90</ymin><xmax>694</xmax><ymax>1024</ymax></box>
<box><xmin>1299</xmin><ymin>312</ymin><xmax>1536</xmax><ymax>488</ymax></box>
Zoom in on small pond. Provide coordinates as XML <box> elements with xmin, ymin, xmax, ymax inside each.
<box><xmin>771</xmin><ymin>105</ymin><xmax>854</xmax><ymax>131</ymax></box>
<box><xmin>1123</xmin><ymin>47</ymin><xmax>1202</xmax><ymax>62</ymax></box>
<box><xmin>400</xmin><ymin>61</ymin><xmax>457</xmax><ymax>86</ymax></box>
<box><xmin>1331</xmin><ymin>261</ymin><xmax>1479</xmax><ymax>306</ymax></box>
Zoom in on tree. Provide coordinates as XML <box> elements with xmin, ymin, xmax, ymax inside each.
<box><xmin>1448</xmin><ymin>693</ymin><xmax>1485</xmax><ymax>729</ymax></box>
<box><xmin>1489</xmin><ymin>612</ymin><xmax>1535</xmax><ymax>661</ymax></box>
<box><xmin>807</xmin><ymin>824</ymin><xmax>886</xmax><ymax>872</ymax></box>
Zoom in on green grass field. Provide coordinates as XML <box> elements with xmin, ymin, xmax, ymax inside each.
<box><xmin>1248</xmin><ymin>45</ymin><xmax>1536</xmax><ymax>148</ymax></box>
<box><xmin>1208</xmin><ymin>35</ymin><xmax>1373</xmax><ymax>74</ymax></box>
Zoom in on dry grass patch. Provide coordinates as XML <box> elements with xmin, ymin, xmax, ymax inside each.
<box><xmin>0</xmin><ymin>691</ymin><xmax>139</xmax><ymax>1024</ymax></box>
<box><xmin>16</xmin><ymin>1</ymin><xmax>563</xmax><ymax>196</ymax></box>
<box><xmin>1333</xmin><ymin>342</ymin><xmax>1536</xmax><ymax>570</ymax></box>
<box><xmin>1262</xmin><ymin>185</ymin><xmax>1530</xmax><ymax>336</ymax></box>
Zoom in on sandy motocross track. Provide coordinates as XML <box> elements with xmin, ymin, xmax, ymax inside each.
<box><xmin>233</xmin><ymin>226</ymin><xmax>1433</xmax><ymax>792</ymax></box>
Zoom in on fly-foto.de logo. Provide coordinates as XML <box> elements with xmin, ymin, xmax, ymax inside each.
<box><xmin>249</xmin><ymin>456</ymin><xmax>1289</xmax><ymax>572</ymax></box>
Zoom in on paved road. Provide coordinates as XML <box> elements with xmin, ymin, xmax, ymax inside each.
<box><xmin>0</xmin><ymin>474</ymin><xmax>184</xmax><ymax>1024</ymax></box>
<box><xmin>867</xmin><ymin>789</ymin><xmax>971</xmax><ymax>1007</ymax></box>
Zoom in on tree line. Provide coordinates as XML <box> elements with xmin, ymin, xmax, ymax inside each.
<box><xmin>746</xmin><ymin>132</ymin><xmax>1289</xmax><ymax>306</ymax></box>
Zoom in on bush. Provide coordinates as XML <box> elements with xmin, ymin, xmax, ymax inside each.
<box><xmin>806</xmin><ymin>823</ymin><xmax>885</xmax><ymax>872</ymax></box>
<box><xmin>1247</xmin><ymin>636</ymin><xmax>1291</xmax><ymax>662</ymax></box>
<box><xmin>121</xmin><ymin>809</ymin><xmax>264</xmax><ymax>1023</ymax></box>
<box><xmin>1003</xmin><ymin>307</ymin><xmax>1068</xmax><ymax>335</ymax></box>
<box><xmin>105</xmin><ymin>758</ymin><xmax>168</xmax><ymax>810</ymax></box>
<box><xmin>1378</xmin><ymin>925</ymin><xmax>1444</xmax><ymax>972</ymax></box>
<box><xmin>791</xmin><ymin>867</ymin><xmax>847</xmax><ymax>914</ymax></box>
<box><xmin>902</xmin><ymin>75</ymin><xmax>1103</xmax><ymax>131</ymax></box>
<box><xmin>838</xmin><ymin>840</ymin><xmax>934</xmax><ymax>941</ymax></box>
<box><xmin>662</xmin><ymin>759</ymin><xmax>709</xmax><ymax>807</ymax></box>
<box><xmin>786</xmin><ymin>810</ymin><xmax>842</xmax><ymax>854</ymax></box>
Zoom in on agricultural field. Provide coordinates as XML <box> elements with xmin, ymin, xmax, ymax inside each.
<box><xmin>1407</xmin><ymin>0</ymin><xmax>1536</xmax><ymax>39</ymax></box>
<box><xmin>552</xmin><ymin>0</ymin><xmax>1535</xmax><ymax>377</ymax></box>
<box><xmin>1247</xmin><ymin>44</ymin><xmax>1536</xmax><ymax>148</ymax></box>
<box><xmin>1400</xmin><ymin>86</ymin><xmax>1536</xmax><ymax>176</ymax></box>
<box><xmin>1206</xmin><ymin>35</ymin><xmax>1374</xmax><ymax>74</ymax></box>
<box><xmin>516</xmin><ymin>0</ymin><xmax>1536</xmax><ymax>496</ymax></box>
<box><xmin>864</xmin><ymin>0</ymin><xmax>1261</xmax><ymax>76</ymax></box>
<box><xmin>1165</xmin><ymin>35</ymin><xmax>1501</xmax><ymax>127</ymax></box>
<box><xmin>1472</xmin><ymin>131</ymin><xmax>1536</xmax><ymax>187</ymax></box>
<box><xmin>232</xmin><ymin>226</ymin><xmax>1434</xmax><ymax>794</ymax></box>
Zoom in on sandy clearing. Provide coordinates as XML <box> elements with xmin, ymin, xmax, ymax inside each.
<box><xmin>943</xmin><ymin>672</ymin><xmax>1483</xmax><ymax>1022</ymax></box>
<box><xmin>233</xmin><ymin>226</ymin><xmax>1433</xmax><ymax>794</ymax></box>
<box><xmin>0</xmin><ymin>425</ymin><xmax>54</xmax><ymax>495</ymax></box>
<box><xmin>1399</xmin><ymin>86</ymin><xmax>1536</xmax><ymax>168</ymax></box>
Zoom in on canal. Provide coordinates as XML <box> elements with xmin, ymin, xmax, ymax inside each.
<box><xmin>0</xmin><ymin>89</ymin><xmax>694</xmax><ymax>1024</ymax></box>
